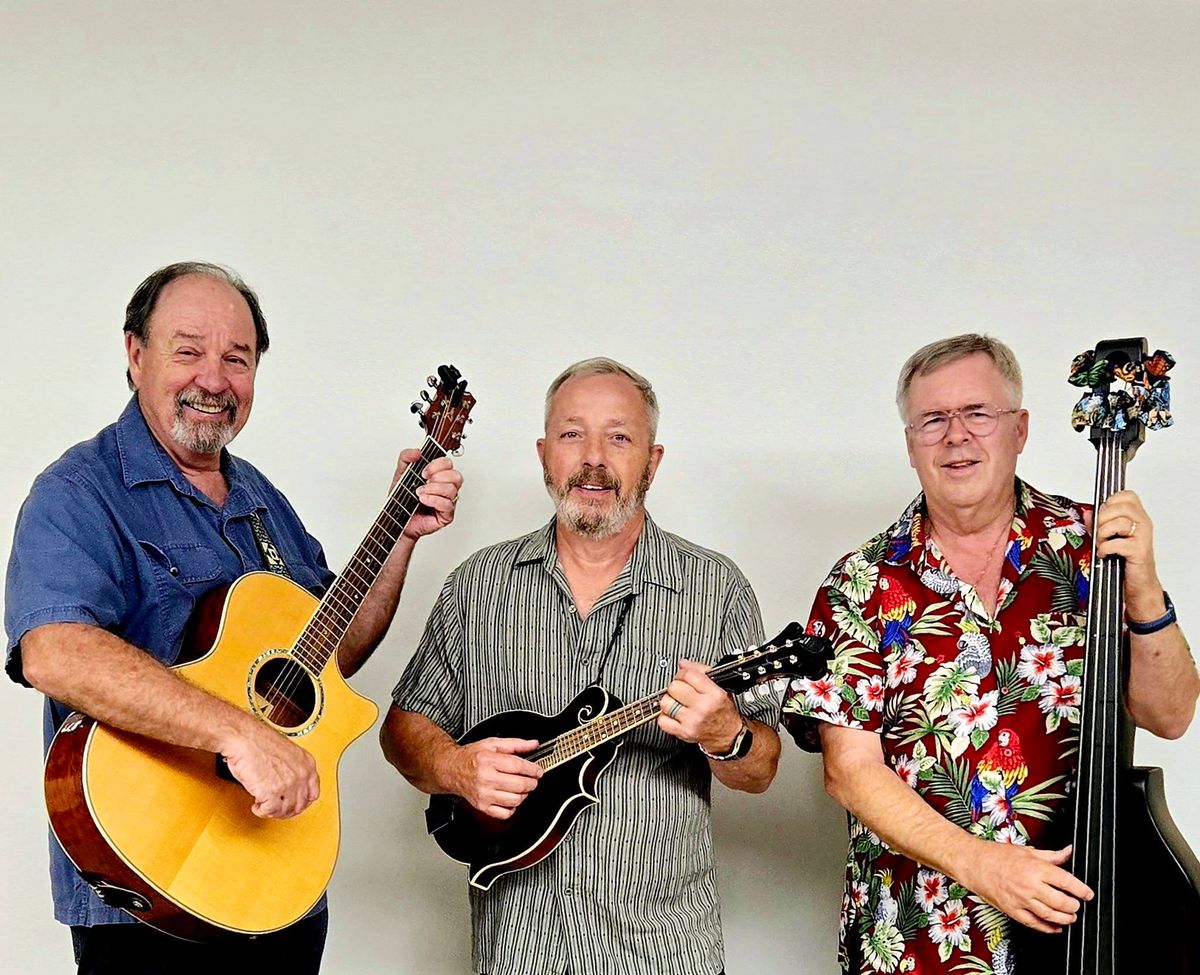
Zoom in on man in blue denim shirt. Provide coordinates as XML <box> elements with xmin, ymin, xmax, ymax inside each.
<box><xmin>5</xmin><ymin>262</ymin><xmax>463</xmax><ymax>975</ymax></box>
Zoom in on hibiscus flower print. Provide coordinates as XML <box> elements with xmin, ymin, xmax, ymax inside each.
<box><xmin>894</xmin><ymin>755</ymin><xmax>919</xmax><ymax>788</ymax></box>
<box><xmin>948</xmin><ymin>690</ymin><xmax>999</xmax><ymax>738</ymax></box>
<box><xmin>915</xmin><ymin>868</ymin><xmax>949</xmax><ymax>911</ymax></box>
<box><xmin>856</xmin><ymin>675</ymin><xmax>886</xmax><ymax>712</ymax></box>
<box><xmin>994</xmin><ymin>825</ymin><xmax>1027</xmax><ymax>845</ymax></box>
<box><xmin>886</xmin><ymin>647</ymin><xmax>923</xmax><ymax>688</ymax></box>
<box><xmin>1018</xmin><ymin>642</ymin><xmax>1067</xmax><ymax>686</ymax></box>
<box><xmin>981</xmin><ymin>791</ymin><xmax>1012</xmax><ymax>826</ymax></box>
<box><xmin>928</xmin><ymin>899</ymin><xmax>971</xmax><ymax>948</ymax></box>
<box><xmin>1039</xmin><ymin>675</ymin><xmax>1082</xmax><ymax>723</ymax></box>
<box><xmin>794</xmin><ymin>674</ymin><xmax>842</xmax><ymax>713</ymax></box>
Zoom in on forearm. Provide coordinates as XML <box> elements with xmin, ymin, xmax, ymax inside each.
<box><xmin>823</xmin><ymin>731</ymin><xmax>982</xmax><ymax>886</ymax></box>
<box><xmin>1126</xmin><ymin>623</ymin><xmax>1198</xmax><ymax>739</ymax></box>
<box><xmin>22</xmin><ymin>622</ymin><xmax>258</xmax><ymax>753</ymax></box>
<box><xmin>337</xmin><ymin>535</ymin><xmax>417</xmax><ymax>677</ymax></box>
<box><xmin>709</xmin><ymin>719</ymin><xmax>780</xmax><ymax>793</ymax></box>
<box><xmin>380</xmin><ymin>705</ymin><xmax>462</xmax><ymax>795</ymax></box>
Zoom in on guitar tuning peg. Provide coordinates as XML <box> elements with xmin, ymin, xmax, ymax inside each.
<box><xmin>451</xmin><ymin>447</ymin><xmax>464</xmax><ymax>457</ymax></box>
<box><xmin>410</xmin><ymin>402</ymin><xmax>423</xmax><ymax>414</ymax></box>
<box><xmin>427</xmin><ymin>375</ymin><xmax>439</xmax><ymax>387</ymax></box>
<box><xmin>467</xmin><ymin>417</ymin><xmax>473</xmax><ymax>424</ymax></box>
<box><xmin>421</xmin><ymin>390</ymin><xmax>433</xmax><ymax>403</ymax></box>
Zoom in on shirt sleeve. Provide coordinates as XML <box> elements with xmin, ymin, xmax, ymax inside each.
<box><xmin>390</xmin><ymin>569</ymin><xmax>467</xmax><ymax>738</ymax></box>
<box><xmin>5</xmin><ymin>473</ymin><xmax>130</xmax><ymax>686</ymax></box>
<box><xmin>781</xmin><ymin>555</ymin><xmax>887</xmax><ymax>752</ymax></box>
<box><xmin>722</xmin><ymin>581</ymin><xmax>780</xmax><ymax>728</ymax></box>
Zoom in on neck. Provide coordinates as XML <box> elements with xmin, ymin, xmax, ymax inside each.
<box><xmin>926</xmin><ymin>489</ymin><xmax>1016</xmax><ymax>541</ymax></box>
<box><xmin>554</xmin><ymin>509</ymin><xmax>646</xmax><ymax>577</ymax></box>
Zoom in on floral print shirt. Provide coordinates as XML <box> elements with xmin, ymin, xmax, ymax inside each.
<box><xmin>783</xmin><ymin>480</ymin><xmax>1091</xmax><ymax>975</ymax></box>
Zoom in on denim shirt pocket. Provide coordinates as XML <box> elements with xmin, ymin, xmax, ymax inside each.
<box><xmin>137</xmin><ymin>541</ymin><xmax>224</xmax><ymax>664</ymax></box>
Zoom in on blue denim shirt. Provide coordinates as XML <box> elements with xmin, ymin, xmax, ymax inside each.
<box><xmin>5</xmin><ymin>396</ymin><xmax>335</xmax><ymax>926</ymax></box>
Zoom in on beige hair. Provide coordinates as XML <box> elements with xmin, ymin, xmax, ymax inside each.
<box><xmin>896</xmin><ymin>333</ymin><xmax>1023</xmax><ymax>420</ymax></box>
<box><xmin>544</xmin><ymin>356</ymin><xmax>660</xmax><ymax>441</ymax></box>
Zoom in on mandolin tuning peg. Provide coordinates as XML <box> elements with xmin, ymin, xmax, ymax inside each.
<box><xmin>467</xmin><ymin>417</ymin><xmax>473</xmax><ymax>424</ymax></box>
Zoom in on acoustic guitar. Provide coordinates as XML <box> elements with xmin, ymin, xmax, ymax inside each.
<box><xmin>426</xmin><ymin>621</ymin><xmax>833</xmax><ymax>890</ymax></box>
<box><xmin>43</xmin><ymin>366</ymin><xmax>475</xmax><ymax>940</ymax></box>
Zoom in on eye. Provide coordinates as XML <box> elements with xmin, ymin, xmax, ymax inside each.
<box><xmin>225</xmin><ymin>355</ymin><xmax>249</xmax><ymax>367</ymax></box>
<box><xmin>560</xmin><ymin>430</ymin><xmax>580</xmax><ymax>439</ymax></box>
<box><xmin>613</xmin><ymin>433</ymin><xmax>630</xmax><ymax>443</ymax></box>
<box><xmin>966</xmin><ymin>408</ymin><xmax>993</xmax><ymax>422</ymax></box>
<box><xmin>919</xmin><ymin>414</ymin><xmax>948</xmax><ymax>431</ymax></box>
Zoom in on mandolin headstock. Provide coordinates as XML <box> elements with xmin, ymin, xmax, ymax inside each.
<box><xmin>411</xmin><ymin>365</ymin><xmax>477</xmax><ymax>454</ymax></box>
<box><xmin>1068</xmin><ymin>338</ymin><xmax>1175</xmax><ymax>462</ymax></box>
<box><xmin>712</xmin><ymin>622</ymin><xmax>834</xmax><ymax>691</ymax></box>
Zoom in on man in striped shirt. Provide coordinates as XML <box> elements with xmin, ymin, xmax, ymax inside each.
<box><xmin>383</xmin><ymin>357</ymin><xmax>781</xmax><ymax>975</ymax></box>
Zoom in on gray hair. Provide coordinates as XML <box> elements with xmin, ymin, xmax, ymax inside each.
<box><xmin>124</xmin><ymin>261</ymin><xmax>269</xmax><ymax>390</ymax></box>
<box><xmin>896</xmin><ymin>333</ymin><xmax>1023</xmax><ymax>420</ymax></box>
<box><xmin>544</xmin><ymin>356</ymin><xmax>660</xmax><ymax>441</ymax></box>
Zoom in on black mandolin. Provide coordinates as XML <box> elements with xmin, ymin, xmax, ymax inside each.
<box><xmin>425</xmin><ymin>621</ymin><xmax>832</xmax><ymax>890</ymax></box>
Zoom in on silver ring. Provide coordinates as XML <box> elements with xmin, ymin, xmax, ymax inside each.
<box><xmin>1128</xmin><ymin>519</ymin><xmax>1138</xmax><ymax>538</ymax></box>
<box><xmin>668</xmin><ymin>700</ymin><xmax>682</xmax><ymax>719</ymax></box>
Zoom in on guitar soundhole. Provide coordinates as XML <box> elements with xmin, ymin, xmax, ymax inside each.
<box><xmin>252</xmin><ymin>657</ymin><xmax>319</xmax><ymax>732</ymax></box>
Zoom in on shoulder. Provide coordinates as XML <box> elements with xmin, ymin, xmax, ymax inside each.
<box><xmin>659</xmin><ymin>528</ymin><xmax>753</xmax><ymax>588</ymax></box>
<box><xmin>450</xmin><ymin>525</ymin><xmax>550</xmax><ymax>587</ymax></box>
<box><xmin>20</xmin><ymin>423</ymin><xmax>123</xmax><ymax>517</ymax></box>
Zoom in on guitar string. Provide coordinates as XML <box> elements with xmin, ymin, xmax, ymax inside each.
<box><xmin>261</xmin><ymin>407</ymin><xmax>457</xmax><ymax>724</ymax></box>
<box><xmin>531</xmin><ymin>637</ymin><xmax>805</xmax><ymax>769</ymax></box>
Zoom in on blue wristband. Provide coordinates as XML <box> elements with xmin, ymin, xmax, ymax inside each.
<box><xmin>1127</xmin><ymin>591</ymin><xmax>1177</xmax><ymax>635</ymax></box>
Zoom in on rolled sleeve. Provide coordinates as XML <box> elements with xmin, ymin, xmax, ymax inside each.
<box><xmin>391</xmin><ymin>571</ymin><xmax>467</xmax><ymax>737</ymax></box>
<box><xmin>5</xmin><ymin>474</ymin><xmax>128</xmax><ymax>686</ymax></box>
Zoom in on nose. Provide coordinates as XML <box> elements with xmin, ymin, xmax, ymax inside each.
<box><xmin>580</xmin><ymin>431</ymin><xmax>607</xmax><ymax>466</ymax></box>
<box><xmin>193</xmin><ymin>353</ymin><xmax>232</xmax><ymax>393</ymax></box>
<box><xmin>942</xmin><ymin>412</ymin><xmax>973</xmax><ymax>444</ymax></box>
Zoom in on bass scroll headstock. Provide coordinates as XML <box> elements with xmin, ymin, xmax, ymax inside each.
<box><xmin>1068</xmin><ymin>338</ymin><xmax>1175</xmax><ymax>462</ymax></box>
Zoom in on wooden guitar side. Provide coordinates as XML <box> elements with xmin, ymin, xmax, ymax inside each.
<box><xmin>44</xmin><ymin>572</ymin><xmax>379</xmax><ymax>938</ymax></box>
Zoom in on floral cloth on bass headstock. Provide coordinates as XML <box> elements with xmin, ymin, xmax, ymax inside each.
<box><xmin>1069</xmin><ymin>347</ymin><xmax>1175</xmax><ymax>433</ymax></box>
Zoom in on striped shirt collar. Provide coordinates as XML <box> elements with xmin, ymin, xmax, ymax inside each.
<box><xmin>513</xmin><ymin>512</ymin><xmax>684</xmax><ymax>594</ymax></box>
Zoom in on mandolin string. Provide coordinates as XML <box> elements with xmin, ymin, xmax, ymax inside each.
<box><xmin>533</xmin><ymin>641</ymin><xmax>797</xmax><ymax>768</ymax></box>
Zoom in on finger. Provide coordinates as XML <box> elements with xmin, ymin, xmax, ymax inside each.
<box><xmin>665</xmin><ymin>679</ymin><xmax>700</xmax><ymax>706</ymax></box>
<box><xmin>422</xmin><ymin>456</ymin><xmax>457</xmax><ymax>477</ymax></box>
<box><xmin>398</xmin><ymin>448</ymin><xmax>423</xmax><ymax>466</ymax></box>
<box><xmin>675</xmin><ymin>665</ymin><xmax>720</xmax><ymax>694</ymax></box>
<box><xmin>1018</xmin><ymin>911</ymin><xmax>1063</xmax><ymax>935</ymax></box>
<box><xmin>1036</xmin><ymin>845</ymin><xmax>1073</xmax><ymax>865</ymax></box>
<box><xmin>489</xmin><ymin>738</ymin><xmax>541</xmax><ymax>753</ymax></box>
<box><xmin>483</xmin><ymin>804</ymin><xmax>515</xmax><ymax>820</ymax></box>
<box><xmin>489</xmin><ymin>757</ymin><xmax>543</xmax><ymax>782</ymax></box>
<box><xmin>1032</xmin><ymin>888</ymin><xmax>1080</xmax><ymax>919</ymax></box>
<box><xmin>486</xmin><ymin>786</ymin><xmax>534</xmax><ymax>808</ymax></box>
<box><xmin>1051</xmin><ymin>872</ymin><xmax>1094</xmax><ymax>902</ymax></box>
<box><xmin>656</xmin><ymin>713</ymin><xmax>690</xmax><ymax>740</ymax></box>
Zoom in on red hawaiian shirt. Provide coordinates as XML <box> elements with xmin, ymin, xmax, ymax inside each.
<box><xmin>783</xmin><ymin>480</ymin><xmax>1091</xmax><ymax>975</ymax></box>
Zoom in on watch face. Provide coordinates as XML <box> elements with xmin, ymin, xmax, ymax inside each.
<box><xmin>734</xmin><ymin>726</ymin><xmax>753</xmax><ymax>758</ymax></box>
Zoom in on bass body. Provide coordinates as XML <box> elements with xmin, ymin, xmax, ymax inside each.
<box><xmin>44</xmin><ymin>573</ymin><xmax>377</xmax><ymax>940</ymax></box>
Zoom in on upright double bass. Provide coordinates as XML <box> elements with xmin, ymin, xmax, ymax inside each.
<box><xmin>1021</xmin><ymin>338</ymin><xmax>1200</xmax><ymax>973</ymax></box>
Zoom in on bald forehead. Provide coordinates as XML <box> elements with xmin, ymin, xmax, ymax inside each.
<box><xmin>546</xmin><ymin>373</ymin><xmax>654</xmax><ymax>435</ymax></box>
<box><xmin>147</xmin><ymin>274</ymin><xmax>256</xmax><ymax>351</ymax></box>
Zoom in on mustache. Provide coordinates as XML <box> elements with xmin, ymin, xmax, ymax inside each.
<box><xmin>565</xmin><ymin>467</ymin><xmax>620</xmax><ymax>492</ymax></box>
<box><xmin>176</xmin><ymin>389</ymin><xmax>237</xmax><ymax>418</ymax></box>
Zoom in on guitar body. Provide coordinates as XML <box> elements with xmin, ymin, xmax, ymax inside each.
<box><xmin>427</xmin><ymin>685</ymin><xmax>622</xmax><ymax>891</ymax></box>
<box><xmin>44</xmin><ymin>572</ymin><xmax>379</xmax><ymax>939</ymax></box>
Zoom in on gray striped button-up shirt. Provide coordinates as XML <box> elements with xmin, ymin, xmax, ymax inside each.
<box><xmin>392</xmin><ymin>515</ymin><xmax>775</xmax><ymax>975</ymax></box>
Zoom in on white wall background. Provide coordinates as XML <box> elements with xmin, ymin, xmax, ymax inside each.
<box><xmin>2</xmin><ymin>2</ymin><xmax>1198</xmax><ymax>972</ymax></box>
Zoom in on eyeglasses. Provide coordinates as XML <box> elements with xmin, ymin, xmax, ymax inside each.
<box><xmin>907</xmin><ymin>405</ymin><xmax>1021</xmax><ymax>445</ymax></box>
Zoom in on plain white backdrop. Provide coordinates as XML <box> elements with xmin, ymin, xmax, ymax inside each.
<box><xmin>2</xmin><ymin>2</ymin><xmax>1197</xmax><ymax>972</ymax></box>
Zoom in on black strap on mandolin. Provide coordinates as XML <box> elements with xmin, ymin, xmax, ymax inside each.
<box><xmin>593</xmin><ymin>594</ymin><xmax>634</xmax><ymax>685</ymax></box>
<box><xmin>248</xmin><ymin>510</ymin><xmax>293</xmax><ymax>580</ymax></box>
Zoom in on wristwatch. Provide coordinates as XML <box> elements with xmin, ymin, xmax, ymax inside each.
<box><xmin>1127</xmin><ymin>590</ymin><xmax>1178</xmax><ymax>636</ymax></box>
<box><xmin>700</xmin><ymin>720</ymin><xmax>753</xmax><ymax>761</ymax></box>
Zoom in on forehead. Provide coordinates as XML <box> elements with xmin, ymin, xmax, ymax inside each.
<box><xmin>548</xmin><ymin>373</ymin><xmax>649</xmax><ymax>427</ymax></box>
<box><xmin>906</xmin><ymin>352</ymin><xmax>1010</xmax><ymax>414</ymax></box>
<box><xmin>148</xmin><ymin>274</ymin><xmax>256</xmax><ymax>347</ymax></box>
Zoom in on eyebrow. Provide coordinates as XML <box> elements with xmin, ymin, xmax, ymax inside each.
<box><xmin>918</xmin><ymin>401</ymin><xmax>989</xmax><ymax>416</ymax></box>
<box><xmin>170</xmin><ymin>330</ymin><xmax>253</xmax><ymax>355</ymax></box>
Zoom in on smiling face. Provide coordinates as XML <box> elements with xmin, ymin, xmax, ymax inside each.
<box><xmin>904</xmin><ymin>352</ymin><xmax>1028</xmax><ymax>518</ymax></box>
<box><xmin>126</xmin><ymin>273</ymin><xmax>258</xmax><ymax>469</ymax></box>
<box><xmin>537</xmin><ymin>372</ymin><xmax>664</xmax><ymax>539</ymax></box>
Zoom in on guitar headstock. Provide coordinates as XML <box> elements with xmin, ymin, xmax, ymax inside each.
<box><xmin>1068</xmin><ymin>338</ymin><xmax>1175</xmax><ymax>461</ymax></box>
<box><xmin>712</xmin><ymin>621</ymin><xmax>834</xmax><ymax>691</ymax></box>
<box><xmin>411</xmin><ymin>365</ymin><xmax>477</xmax><ymax>454</ymax></box>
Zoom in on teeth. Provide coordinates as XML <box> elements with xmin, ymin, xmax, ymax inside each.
<box><xmin>187</xmin><ymin>403</ymin><xmax>225</xmax><ymax>414</ymax></box>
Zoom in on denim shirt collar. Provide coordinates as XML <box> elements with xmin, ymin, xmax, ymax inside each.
<box><xmin>114</xmin><ymin>395</ymin><xmax>261</xmax><ymax>518</ymax></box>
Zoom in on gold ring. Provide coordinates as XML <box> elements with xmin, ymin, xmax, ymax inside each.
<box><xmin>1128</xmin><ymin>520</ymin><xmax>1138</xmax><ymax>538</ymax></box>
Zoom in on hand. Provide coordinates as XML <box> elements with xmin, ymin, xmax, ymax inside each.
<box><xmin>221</xmin><ymin>722</ymin><xmax>320</xmax><ymax>819</ymax></box>
<box><xmin>1086</xmin><ymin>491</ymin><xmax>1164</xmax><ymax>620</ymax></box>
<box><xmin>657</xmin><ymin>659</ymin><xmax>743</xmax><ymax>753</ymax></box>
<box><xmin>451</xmin><ymin>737</ymin><xmax>542</xmax><ymax>820</ymax></box>
<box><xmin>961</xmin><ymin>843</ymin><xmax>1093</xmax><ymax>934</ymax></box>
<box><xmin>392</xmin><ymin>449</ymin><xmax>463</xmax><ymax>541</ymax></box>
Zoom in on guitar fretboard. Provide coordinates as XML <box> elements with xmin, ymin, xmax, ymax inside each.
<box><xmin>291</xmin><ymin>437</ymin><xmax>448</xmax><ymax>674</ymax></box>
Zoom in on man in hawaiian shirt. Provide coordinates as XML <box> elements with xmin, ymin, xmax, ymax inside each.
<box><xmin>783</xmin><ymin>334</ymin><xmax>1197</xmax><ymax>975</ymax></box>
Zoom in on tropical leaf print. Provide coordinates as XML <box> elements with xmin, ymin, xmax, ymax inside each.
<box><xmin>1027</xmin><ymin>548</ymin><xmax>1080</xmax><ymax>614</ymax></box>
<box><xmin>925</xmin><ymin>756</ymin><xmax>974</xmax><ymax>829</ymax></box>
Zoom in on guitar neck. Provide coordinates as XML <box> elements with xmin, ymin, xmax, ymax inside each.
<box><xmin>291</xmin><ymin>436</ymin><xmax>448</xmax><ymax>674</ymax></box>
